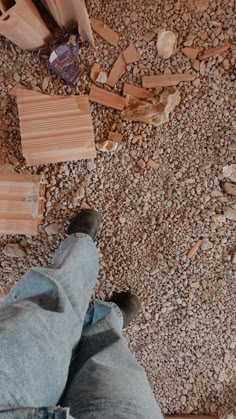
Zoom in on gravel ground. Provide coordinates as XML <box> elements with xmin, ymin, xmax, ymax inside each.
<box><xmin>0</xmin><ymin>0</ymin><xmax>236</xmax><ymax>417</ymax></box>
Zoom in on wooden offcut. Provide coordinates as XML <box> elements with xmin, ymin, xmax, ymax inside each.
<box><xmin>107</xmin><ymin>53</ymin><xmax>126</xmax><ymax>87</ymax></box>
<box><xmin>123</xmin><ymin>44</ymin><xmax>140</xmax><ymax>64</ymax></box>
<box><xmin>0</xmin><ymin>172</ymin><xmax>45</xmax><ymax>236</ymax></box>
<box><xmin>15</xmin><ymin>88</ymin><xmax>96</xmax><ymax>165</ymax></box>
<box><xmin>142</xmin><ymin>73</ymin><xmax>195</xmax><ymax>88</ymax></box>
<box><xmin>123</xmin><ymin>83</ymin><xmax>154</xmax><ymax>99</ymax></box>
<box><xmin>89</xmin><ymin>85</ymin><xmax>125</xmax><ymax>110</ymax></box>
<box><xmin>199</xmin><ymin>42</ymin><xmax>230</xmax><ymax>60</ymax></box>
<box><xmin>90</xmin><ymin>18</ymin><xmax>119</xmax><ymax>46</ymax></box>
<box><xmin>182</xmin><ymin>47</ymin><xmax>200</xmax><ymax>60</ymax></box>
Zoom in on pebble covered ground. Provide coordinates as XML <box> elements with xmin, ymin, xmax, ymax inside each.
<box><xmin>0</xmin><ymin>0</ymin><xmax>236</xmax><ymax>417</ymax></box>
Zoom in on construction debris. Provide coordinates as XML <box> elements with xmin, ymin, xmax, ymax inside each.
<box><xmin>14</xmin><ymin>87</ymin><xmax>96</xmax><ymax>165</ymax></box>
<box><xmin>90</xmin><ymin>18</ymin><xmax>119</xmax><ymax>46</ymax></box>
<box><xmin>223</xmin><ymin>182</ymin><xmax>236</xmax><ymax>196</ymax></box>
<box><xmin>137</xmin><ymin>159</ymin><xmax>146</xmax><ymax>169</ymax></box>
<box><xmin>199</xmin><ymin>42</ymin><xmax>230</xmax><ymax>60</ymax></box>
<box><xmin>89</xmin><ymin>84</ymin><xmax>125</xmax><ymax>110</ymax></box>
<box><xmin>49</xmin><ymin>34</ymin><xmax>80</xmax><ymax>84</ymax></box>
<box><xmin>121</xmin><ymin>89</ymin><xmax>181</xmax><ymax>126</ymax></box>
<box><xmin>42</xmin><ymin>0</ymin><xmax>94</xmax><ymax>46</ymax></box>
<box><xmin>224</xmin><ymin>207</ymin><xmax>236</xmax><ymax>221</ymax></box>
<box><xmin>143</xmin><ymin>32</ymin><xmax>156</xmax><ymax>42</ymax></box>
<box><xmin>90</xmin><ymin>63</ymin><xmax>102</xmax><ymax>83</ymax></box>
<box><xmin>147</xmin><ymin>159</ymin><xmax>160</xmax><ymax>170</ymax></box>
<box><xmin>0</xmin><ymin>0</ymin><xmax>51</xmax><ymax>50</ymax></box>
<box><xmin>123</xmin><ymin>44</ymin><xmax>140</xmax><ymax>64</ymax></box>
<box><xmin>107</xmin><ymin>53</ymin><xmax>126</xmax><ymax>87</ymax></box>
<box><xmin>96</xmin><ymin>71</ymin><xmax>107</xmax><ymax>84</ymax></box>
<box><xmin>182</xmin><ymin>47</ymin><xmax>200</xmax><ymax>60</ymax></box>
<box><xmin>157</xmin><ymin>30</ymin><xmax>177</xmax><ymax>59</ymax></box>
<box><xmin>123</xmin><ymin>83</ymin><xmax>155</xmax><ymax>99</ymax></box>
<box><xmin>108</xmin><ymin>132</ymin><xmax>123</xmax><ymax>143</ymax></box>
<box><xmin>0</xmin><ymin>172</ymin><xmax>45</xmax><ymax>236</ymax></box>
<box><xmin>96</xmin><ymin>140</ymin><xmax>119</xmax><ymax>152</ymax></box>
<box><xmin>142</xmin><ymin>74</ymin><xmax>195</xmax><ymax>88</ymax></box>
<box><xmin>222</xmin><ymin>164</ymin><xmax>236</xmax><ymax>182</ymax></box>
<box><xmin>187</xmin><ymin>239</ymin><xmax>203</xmax><ymax>258</ymax></box>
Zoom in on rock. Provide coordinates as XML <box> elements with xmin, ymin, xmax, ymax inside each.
<box><xmin>137</xmin><ymin>159</ymin><xmax>146</xmax><ymax>169</ymax></box>
<box><xmin>224</xmin><ymin>207</ymin><xmax>236</xmax><ymax>221</ymax></box>
<box><xmin>188</xmin><ymin>0</ymin><xmax>209</xmax><ymax>11</ymax></box>
<box><xmin>45</xmin><ymin>222</ymin><xmax>60</xmax><ymax>235</ymax></box>
<box><xmin>96</xmin><ymin>71</ymin><xmax>107</xmax><ymax>84</ymax></box>
<box><xmin>0</xmin><ymin>286</ymin><xmax>5</xmax><ymax>304</ymax></box>
<box><xmin>90</xmin><ymin>63</ymin><xmax>102</xmax><ymax>83</ymax></box>
<box><xmin>143</xmin><ymin>32</ymin><xmax>156</xmax><ymax>42</ymax></box>
<box><xmin>121</xmin><ymin>88</ymin><xmax>181</xmax><ymax>126</ymax></box>
<box><xmin>42</xmin><ymin>76</ymin><xmax>50</xmax><ymax>92</ymax></box>
<box><xmin>123</xmin><ymin>17</ymin><xmax>130</xmax><ymax>26</ymax></box>
<box><xmin>96</xmin><ymin>140</ymin><xmax>118</xmax><ymax>152</ymax></box>
<box><xmin>180</xmin><ymin>395</ymin><xmax>187</xmax><ymax>404</ymax></box>
<box><xmin>201</xmin><ymin>238</ymin><xmax>213</xmax><ymax>251</ymax></box>
<box><xmin>87</xmin><ymin>160</ymin><xmax>96</xmax><ymax>171</ymax></box>
<box><xmin>193</xmin><ymin>78</ymin><xmax>201</xmax><ymax>88</ymax></box>
<box><xmin>157</xmin><ymin>30</ymin><xmax>177</xmax><ymax>59</ymax></box>
<box><xmin>73</xmin><ymin>186</ymin><xmax>85</xmax><ymax>206</ymax></box>
<box><xmin>130</xmin><ymin>11</ymin><xmax>138</xmax><ymax>22</ymax></box>
<box><xmin>232</xmin><ymin>253</ymin><xmax>236</xmax><ymax>264</ymax></box>
<box><xmin>223</xmin><ymin>164</ymin><xmax>236</xmax><ymax>182</ymax></box>
<box><xmin>13</xmin><ymin>72</ymin><xmax>20</xmax><ymax>83</ymax></box>
<box><xmin>3</xmin><ymin>243</ymin><xmax>26</xmax><ymax>258</ymax></box>
<box><xmin>223</xmin><ymin>182</ymin><xmax>236</xmax><ymax>196</ymax></box>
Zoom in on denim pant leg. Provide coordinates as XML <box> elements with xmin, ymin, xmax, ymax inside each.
<box><xmin>0</xmin><ymin>234</ymin><xmax>99</xmax><ymax>408</ymax></box>
<box><xmin>60</xmin><ymin>301</ymin><xmax>163</xmax><ymax>419</ymax></box>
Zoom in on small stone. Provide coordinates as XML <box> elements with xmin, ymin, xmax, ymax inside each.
<box><xmin>96</xmin><ymin>140</ymin><xmax>118</xmax><ymax>152</ymax></box>
<box><xmin>232</xmin><ymin>253</ymin><xmax>236</xmax><ymax>265</ymax></box>
<box><xmin>190</xmin><ymin>281</ymin><xmax>200</xmax><ymax>289</ymax></box>
<box><xmin>42</xmin><ymin>76</ymin><xmax>50</xmax><ymax>92</ymax></box>
<box><xmin>3</xmin><ymin>243</ymin><xmax>26</xmax><ymax>258</ymax></box>
<box><xmin>87</xmin><ymin>160</ymin><xmax>96</xmax><ymax>171</ymax></box>
<box><xmin>193</xmin><ymin>78</ymin><xmax>201</xmax><ymax>88</ymax></box>
<box><xmin>223</xmin><ymin>59</ymin><xmax>230</xmax><ymax>70</ymax></box>
<box><xmin>137</xmin><ymin>159</ymin><xmax>146</xmax><ymax>169</ymax></box>
<box><xmin>223</xmin><ymin>182</ymin><xmax>236</xmax><ymax>196</ymax></box>
<box><xmin>130</xmin><ymin>11</ymin><xmax>138</xmax><ymax>22</ymax></box>
<box><xmin>123</xmin><ymin>17</ymin><xmax>130</xmax><ymax>26</ymax></box>
<box><xmin>201</xmin><ymin>238</ymin><xmax>213</xmax><ymax>251</ymax></box>
<box><xmin>143</xmin><ymin>32</ymin><xmax>156</xmax><ymax>42</ymax></box>
<box><xmin>157</xmin><ymin>30</ymin><xmax>177</xmax><ymax>59</ymax></box>
<box><xmin>180</xmin><ymin>395</ymin><xmax>187</xmax><ymax>404</ymax></box>
<box><xmin>96</xmin><ymin>71</ymin><xmax>107</xmax><ymax>84</ymax></box>
<box><xmin>73</xmin><ymin>186</ymin><xmax>85</xmax><ymax>205</ymax></box>
<box><xmin>224</xmin><ymin>207</ymin><xmax>236</xmax><ymax>221</ymax></box>
<box><xmin>218</xmin><ymin>369</ymin><xmax>226</xmax><ymax>382</ymax></box>
<box><xmin>223</xmin><ymin>164</ymin><xmax>236</xmax><ymax>182</ymax></box>
<box><xmin>13</xmin><ymin>72</ymin><xmax>20</xmax><ymax>83</ymax></box>
<box><xmin>0</xmin><ymin>286</ymin><xmax>5</xmax><ymax>304</ymax></box>
<box><xmin>45</xmin><ymin>222</ymin><xmax>59</xmax><ymax>235</ymax></box>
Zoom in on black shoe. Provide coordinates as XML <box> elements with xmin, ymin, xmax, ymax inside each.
<box><xmin>67</xmin><ymin>209</ymin><xmax>101</xmax><ymax>240</ymax></box>
<box><xmin>107</xmin><ymin>291</ymin><xmax>141</xmax><ymax>328</ymax></box>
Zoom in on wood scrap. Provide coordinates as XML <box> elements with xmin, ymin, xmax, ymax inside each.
<box><xmin>223</xmin><ymin>182</ymin><xmax>236</xmax><ymax>196</ymax></box>
<box><xmin>123</xmin><ymin>83</ymin><xmax>155</xmax><ymax>99</ymax></box>
<box><xmin>107</xmin><ymin>53</ymin><xmax>126</xmax><ymax>87</ymax></box>
<box><xmin>108</xmin><ymin>132</ymin><xmax>123</xmax><ymax>143</ymax></box>
<box><xmin>199</xmin><ymin>42</ymin><xmax>230</xmax><ymax>60</ymax></box>
<box><xmin>142</xmin><ymin>74</ymin><xmax>195</xmax><ymax>88</ymax></box>
<box><xmin>90</xmin><ymin>63</ymin><xmax>102</xmax><ymax>83</ymax></box>
<box><xmin>90</xmin><ymin>18</ymin><xmax>119</xmax><ymax>46</ymax></box>
<box><xmin>123</xmin><ymin>44</ymin><xmax>140</xmax><ymax>64</ymax></box>
<box><xmin>89</xmin><ymin>84</ymin><xmax>125</xmax><ymax>110</ymax></box>
<box><xmin>96</xmin><ymin>140</ymin><xmax>118</xmax><ymax>152</ymax></box>
<box><xmin>182</xmin><ymin>47</ymin><xmax>200</xmax><ymax>60</ymax></box>
<box><xmin>147</xmin><ymin>159</ymin><xmax>160</xmax><ymax>170</ymax></box>
<box><xmin>187</xmin><ymin>239</ymin><xmax>203</xmax><ymax>258</ymax></box>
<box><xmin>137</xmin><ymin>159</ymin><xmax>146</xmax><ymax>169</ymax></box>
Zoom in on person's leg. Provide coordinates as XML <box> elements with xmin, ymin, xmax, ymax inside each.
<box><xmin>0</xmin><ymin>210</ymin><xmax>100</xmax><ymax>408</ymax></box>
<box><xmin>60</xmin><ymin>297</ymin><xmax>163</xmax><ymax>419</ymax></box>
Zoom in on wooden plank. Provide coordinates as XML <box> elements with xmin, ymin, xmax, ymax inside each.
<box><xmin>89</xmin><ymin>84</ymin><xmax>125</xmax><ymax>110</ymax></box>
<box><xmin>123</xmin><ymin>44</ymin><xmax>140</xmax><ymax>64</ymax></box>
<box><xmin>199</xmin><ymin>42</ymin><xmax>230</xmax><ymax>60</ymax></box>
<box><xmin>107</xmin><ymin>53</ymin><xmax>126</xmax><ymax>87</ymax></box>
<box><xmin>142</xmin><ymin>73</ymin><xmax>195</xmax><ymax>88</ymax></box>
<box><xmin>90</xmin><ymin>18</ymin><xmax>119</xmax><ymax>46</ymax></box>
<box><xmin>123</xmin><ymin>83</ymin><xmax>154</xmax><ymax>99</ymax></box>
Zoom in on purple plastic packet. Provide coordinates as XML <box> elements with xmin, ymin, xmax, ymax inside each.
<box><xmin>49</xmin><ymin>34</ymin><xmax>80</xmax><ymax>84</ymax></box>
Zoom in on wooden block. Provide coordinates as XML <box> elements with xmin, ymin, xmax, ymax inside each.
<box><xmin>123</xmin><ymin>44</ymin><xmax>140</xmax><ymax>64</ymax></box>
<box><xmin>108</xmin><ymin>132</ymin><xmax>123</xmax><ymax>143</ymax></box>
<box><xmin>199</xmin><ymin>42</ymin><xmax>230</xmax><ymax>60</ymax></box>
<box><xmin>123</xmin><ymin>83</ymin><xmax>154</xmax><ymax>99</ymax></box>
<box><xmin>0</xmin><ymin>0</ymin><xmax>51</xmax><ymax>50</ymax></box>
<box><xmin>16</xmin><ymin>89</ymin><xmax>96</xmax><ymax>165</ymax></box>
<box><xmin>0</xmin><ymin>172</ymin><xmax>45</xmax><ymax>236</ymax></box>
<box><xmin>107</xmin><ymin>53</ymin><xmax>126</xmax><ymax>87</ymax></box>
<box><xmin>142</xmin><ymin>73</ymin><xmax>195</xmax><ymax>88</ymax></box>
<box><xmin>89</xmin><ymin>85</ymin><xmax>125</xmax><ymax>111</ymax></box>
<box><xmin>187</xmin><ymin>239</ymin><xmax>203</xmax><ymax>258</ymax></box>
<box><xmin>90</xmin><ymin>17</ymin><xmax>119</xmax><ymax>46</ymax></box>
<box><xmin>182</xmin><ymin>47</ymin><xmax>200</xmax><ymax>60</ymax></box>
<box><xmin>147</xmin><ymin>159</ymin><xmax>160</xmax><ymax>170</ymax></box>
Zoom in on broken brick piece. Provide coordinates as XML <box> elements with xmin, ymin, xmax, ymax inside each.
<box><xmin>90</xmin><ymin>63</ymin><xmax>102</xmax><ymax>83</ymax></box>
<box><xmin>123</xmin><ymin>44</ymin><xmax>140</xmax><ymax>64</ymax></box>
<box><xmin>147</xmin><ymin>159</ymin><xmax>160</xmax><ymax>170</ymax></box>
<box><xmin>15</xmin><ymin>88</ymin><xmax>96</xmax><ymax>165</ymax></box>
<box><xmin>108</xmin><ymin>132</ymin><xmax>123</xmax><ymax>143</ymax></box>
<box><xmin>182</xmin><ymin>47</ymin><xmax>200</xmax><ymax>60</ymax></box>
<box><xmin>90</xmin><ymin>18</ymin><xmax>119</xmax><ymax>46</ymax></box>
<box><xmin>123</xmin><ymin>83</ymin><xmax>154</xmax><ymax>99</ymax></box>
<box><xmin>0</xmin><ymin>0</ymin><xmax>51</xmax><ymax>50</ymax></box>
<box><xmin>187</xmin><ymin>239</ymin><xmax>203</xmax><ymax>258</ymax></box>
<box><xmin>137</xmin><ymin>159</ymin><xmax>146</xmax><ymax>169</ymax></box>
<box><xmin>199</xmin><ymin>42</ymin><xmax>230</xmax><ymax>60</ymax></box>
<box><xmin>107</xmin><ymin>53</ymin><xmax>126</xmax><ymax>87</ymax></box>
<box><xmin>0</xmin><ymin>172</ymin><xmax>45</xmax><ymax>236</ymax></box>
<box><xmin>89</xmin><ymin>84</ymin><xmax>125</xmax><ymax>110</ymax></box>
<box><xmin>142</xmin><ymin>74</ymin><xmax>195</xmax><ymax>88</ymax></box>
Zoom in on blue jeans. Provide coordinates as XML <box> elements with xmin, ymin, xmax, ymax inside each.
<box><xmin>0</xmin><ymin>234</ymin><xmax>163</xmax><ymax>419</ymax></box>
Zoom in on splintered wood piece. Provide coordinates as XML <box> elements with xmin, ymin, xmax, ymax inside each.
<box><xmin>199</xmin><ymin>42</ymin><xmax>230</xmax><ymax>60</ymax></box>
<box><xmin>147</xmin><ymin>159</ymin><xmax>160</xmax><ymax>170</ymax></box>
<box><xmin>16</xmin><ymin>89</ymin><xmax>96</xmax><ymax>165</ymax></box>
<box><xmin>187</xmin><ymin>239</ymin><xmax>203</xmax><ymax>258</ymax></box>
<box><xmin>89</xmin><ymin>84</ymin><xmax>125</xmax><ymax>110</ymax></box>
<box><xmin>108</xmin><ymin>132</ymin><xmax>123</xmax><ymax>143</ymax></box>
<box><xmin>182</xmin><ymin>47</ymin><xmax>200</xmax><ymax>60</ymax></box>
<box><xmin>142</xmin><ymin>73</ymin><xmax>195</xmax><ymax>88</ymax></box>
<box><xmin>90</xmin><ymin>18</ymin><xmax>119</xmax><ymax>46</ymax></box>
<box><xmin>0</xmin><ymin>172</ymin><xmax>45</xmax><ymax>236</ymax></box>
<box><xmin>90</xmin><ymin>63</ymin><xmax>102</xmax><ymax>83</ymax></box>
<box><xmin>123</xmin><ymin>83</ymin><xmax>154</xmax><ymax>99</ymax></box>
<box><xmin>0</xmin><ymin>0</ymin><xmax>51</xmax><ymax>50</ymax></box>
<box><xmin>123</xmin><ymin>44</ymin><xmax>140</xmax><ymax>64</ymax></box>
<box><xmin>107</xmin><ymin>53</ymin><xmax>126</xmax><ymax>87</ymax></box>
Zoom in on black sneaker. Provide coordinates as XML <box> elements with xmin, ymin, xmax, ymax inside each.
<box><xmin>67</xmin><ymin>209</ymin><xmax>101</xmax><ymax>240</ymax></box>
<box><xmin>107</xmin><ymin>291</ymin><xmax>141</xmax><ymax>328</ymax></box>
